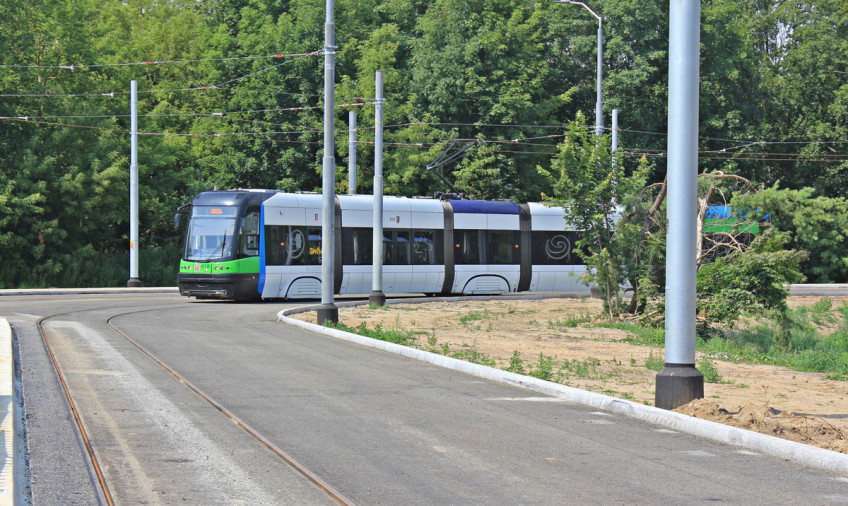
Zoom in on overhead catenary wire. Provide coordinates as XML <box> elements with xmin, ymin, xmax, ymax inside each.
<box><xmin>0</xmin><ymin>102</ymin><xmax>371</xmax><ymax>120</ymax></box>
<box><xmin>2</xmin><ymin>113</ymin><xmax>847</xmax><ymax>163</ymax></box>
<box><xmin>4</xmin><ymin>114</ymin><xmax>848</xmax><ymax>163</ymax></box>
<box><xmin>0</xmin><ymin>50</ymin><xmax>323</xmax><ymax>70</ymax></box>
<box><xmin>0</xmin><ymin>93</ymin><xmax>844</xmax><ymax>151</ymax></box>
<box><xmin>0</xmin><ymin>50</ymin><xmax>325</xmax><ymax>98</ymax></box>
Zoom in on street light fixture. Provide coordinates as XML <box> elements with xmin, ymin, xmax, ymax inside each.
<box><xmin>557</xmin><ymin>0</ymin><xmax>603</xmax><ymax>137</ymax></box>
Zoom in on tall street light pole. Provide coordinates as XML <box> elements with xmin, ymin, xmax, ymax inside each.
<box><xmin>318</xmin><ymin>0</ymin><xmax>338</xmax><ymax>325</ymax></box>
<box><xmin>656</xmin><ymin>0</ymin><xmax>704</xmax><ymax>409</ymax></box>
<box><xmin>557</xmin><ymin>0</ymin><xmax>603</xmax><ymax>137</ymax></box>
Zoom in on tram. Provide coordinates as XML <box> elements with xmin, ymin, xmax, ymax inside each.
<box><xmin>177</xmin><ymin>190</ymin><xmax>590</xmax><ymax>300</ymax></box>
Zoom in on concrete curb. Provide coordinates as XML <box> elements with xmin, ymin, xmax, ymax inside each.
<box><xmin>0</xmin><ymin>318</ymin><xmax>15</xmax><ymax>504</ymax></box>
<box><xmin>0</xmin><ymin>287</ymin><xmax>178</xmax><ymax>297</ymax></box>
<box><xmin>788</xmin><ymin>284</ymin><xmax>848</xmax><ymax>296</ymax></box>
<box><xmin>278</xmin><ymin>300</ymin><xmax>848</xmax><ymax>476</ymax></box>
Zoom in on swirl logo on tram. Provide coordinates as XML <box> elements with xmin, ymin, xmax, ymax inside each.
<box><xmin>545</xmin><ymin>234</ymin><xmax>571</xmax><ymax>261</ymax></box>
<box><xmin>287</xmin><ymin>229</ymin><xmax>306</xmax><ymax>259</ymax></box>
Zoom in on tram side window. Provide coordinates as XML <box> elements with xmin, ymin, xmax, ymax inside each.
<box><xmin>531</xmin><ymin>231</ymin><xmax>582</xmax><ymax>265</ymax></box>
<box><xmin>487</xmin><ymin>231</ymin><xmax>520</xmax><ymax>264</ymax></box>
<box><xmin>341</xmin><ymin>228</ymin><xmax>373</xmax><ymax>265</ymax></box>
<box><xmin>455</xmin><ymin>230</ymin><xmax>520</xmax><ymax>265</ymax></box>
<box><xmin>413</xmin><ymin>230</ymin><xmax>444</xmax><ymax>265</ymax></box>
<box><xmin>343</xmin><ymin>228</ymin><xmax>445</xmax><ymax>266</ymax></box>
<box><xmin>238</xmin><ymin>209</ymin><xmax>260</xmax><ymax>258</ymax></box>
<box><xmin>265</xmin><ymin>225</ymin><xmax>322</xmax><ymax>265</ymax></box>
<box><xmin>383</xmin><ymin>230</ymin><xmax>411</xmax><ymax>265</ymax></box>
<box><xmin>454</xmin><ymin>230</ymin><xmax>484</xmax><ymax>264</ymax></box>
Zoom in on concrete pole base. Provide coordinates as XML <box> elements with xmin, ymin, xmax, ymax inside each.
<box><xmin>655</xmin><ymin>363</ymin><xmax>704</xmax><ymax>410</ymax></box>
<box><xmin>316</xmin><ymin>304</ymin><xmax>339</xmax><ymax>325</ymax></box>
<box><xmin>369</xmin><ymin>291</ymin><xmax>387</xmax><ymax>307</ymax></box>
<box><xmin>127</xmin><ymin>278</ymin><xmax>142</xmax><ymax>287</ymax></box>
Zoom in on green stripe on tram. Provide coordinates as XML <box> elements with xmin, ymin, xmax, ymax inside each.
<box><xmin>179</xmin><ymin>256</ymin><xmax>260</xmax><ymax>274</ymax></box>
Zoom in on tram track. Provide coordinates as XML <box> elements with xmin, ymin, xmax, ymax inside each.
<box><xmin>34</xmin><ymin>301</ymin><xmax>355</xmax><ymax>505</ymax></box>
<box><xmin>37</xmin><ymin>313</ymin><xmax>115</xmax><ymax>506</ymax></box>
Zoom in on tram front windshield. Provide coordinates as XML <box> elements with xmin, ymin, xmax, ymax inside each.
<box><xmin>184</xmin><ymin>206</ymin><xmax>238</xmax><ymax>261</ymax></box>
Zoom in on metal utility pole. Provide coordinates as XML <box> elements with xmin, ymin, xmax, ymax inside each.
<box><xmin>370</xmin><ymin>71</ymin><xmax>386</xmax><ymax>307</ymax></box>
<box><xmin>557</xmin><ymin>0</ymin><xmax>603</xmax><ymax>136</ymax></box>
<box><xmin>317</xmin><ymin>0</ymin><xmax>338</xmax><ymax>324</ymax></box>
<box><xmin>611</xmin><ymin>108</ymin><xmax>618</xmax><ymax>152</ymax></box>
<box><xmin>348</xmin><ymin>110</ymin><xmax>357</xmax><ymax>195</ymax></box>
<box><xmin>127</xmin><ymin>80</ymin><xmax>141</xmax><ymax>287</ymax></box>
<box><xmin>656</xmin><ymin>0</ymin><xmax>704</xmax><ymax>410</ymax></box>
<box><xmin>611</xmin><ymin>108</ymin><xmax>619</xmax><ymax>183</ymax></box>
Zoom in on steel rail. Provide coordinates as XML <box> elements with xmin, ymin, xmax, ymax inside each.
<box><xmin>106</xmin><ymin>309</ymin><xmax>355</xmax><ymax>506</ymax></box>
<box><xmin>37</xmin><ymin>315</ymin><xmax>115</xmax><ymax>506</ymax></box>
<box><xmin>34</xmin><ymin>298</ymin><xmax>354</xmax><ymax>505</ymax></box>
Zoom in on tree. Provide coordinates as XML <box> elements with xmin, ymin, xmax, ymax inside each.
<box><xmin>731</xmin><ymin>185</ymin><xmax>848</xmax><ymax>283</ymax></box>
<box><xmin>696</xmin><ymin>228</ymin><xmax>806</xmax><ymax>341</ymax></box>
<box><xmin>541</xmin><ymin>114</ymin><xmax>653</xmax><ymax>316</ymax></box>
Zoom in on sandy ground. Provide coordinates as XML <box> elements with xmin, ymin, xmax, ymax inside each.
<box><xmin>294</xmin><ymin>295</ymin><xmax>848</xmax><ymax>453</ymax></box>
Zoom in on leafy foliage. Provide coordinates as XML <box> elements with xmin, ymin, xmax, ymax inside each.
<box><xmin>542</xmin><ymin>113</ymin><xmax>653</xmax><ymax>316</ymax></box>
<box><xmin>696</xmin><ymin>228</ymin><xmax>806</xmax><ymax>338</ymax></box>
<box><xmin>732</xmin><ymin>186</ymin><xmax>848</xmax><ymax>283</ymax></box>
<box><xmin>1</xmin><ymin>0</ymin><xmax>848</xmax><ymax>287</ymax></box>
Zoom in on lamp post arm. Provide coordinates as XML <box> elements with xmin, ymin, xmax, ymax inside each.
<box><xmin>557</xmin><ymin>0</ymin><xmax>601</xmax><ymax>21</ymax></box>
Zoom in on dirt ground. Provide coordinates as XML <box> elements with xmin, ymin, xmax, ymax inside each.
<box><xmin>294</xmin><ymin>295</ymin><xmax>848</xmax><ymax>453</ymax></box>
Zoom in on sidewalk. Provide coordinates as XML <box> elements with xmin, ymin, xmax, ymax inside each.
<box><xmin>1</xmin><ymin>318</ymin><xmax>17</xmax><ymax>505</ymax></box>
<box><xmin>0</xmin><ymin>287</ymin><xmax>178</xmax><ymax>297</ymax></box>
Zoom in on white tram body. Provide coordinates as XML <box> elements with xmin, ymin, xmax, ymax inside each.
<box><xmin>258</xmin><ymin>193</ymin><xmax>590</xmax><ymax>299</ymax></box>
<box><xmin>525</xmin><ymin>202</ymin><xmax>586</xmax><ymax>292</ymax></box>
<box><xmin>450</xmin><ymin>200</ymin><xmax>522</xmax><ymax>294</ymax></box>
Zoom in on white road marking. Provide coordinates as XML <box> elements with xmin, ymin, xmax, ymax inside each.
<box><xmin>679</xmin><ymin>450</ymin><xmax>717</xmax><ymax>457</ymax></box>
<box><xmin>821</xmin><ymin>495</ymin><xmax>848</xmax><ymax>504</ymax></box>
<box><xmin>49</xmin><ymin>321</ymin><xmax>278</xmax><ymax>504</ymax></box>
<box><xmin>486</xmin><ymin>397</ymin><xmax>569</xmax><ymax>402</ymax></box>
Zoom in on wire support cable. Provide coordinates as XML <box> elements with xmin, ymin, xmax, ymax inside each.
<box><xmin>0</xmin><ymin>50</ymin><xmax>323</xmax><ymax>70</ymax></box>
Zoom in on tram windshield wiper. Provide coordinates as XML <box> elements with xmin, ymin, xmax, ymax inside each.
<box><xmin>207</xmin><ymin>233</ymin><xmax>227</xmax><ymax>260</ymax></box>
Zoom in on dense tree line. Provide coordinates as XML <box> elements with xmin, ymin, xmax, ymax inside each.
<box><xmin>1</xmin><ymin>0</ymin><xmax>846</xmax><ymax>287</ymax></box>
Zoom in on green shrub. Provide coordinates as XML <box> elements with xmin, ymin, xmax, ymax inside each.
<box><xmin>504</xmin><ymin>351</ymin><xmax>526</xmax><ymax>374</ymax></box>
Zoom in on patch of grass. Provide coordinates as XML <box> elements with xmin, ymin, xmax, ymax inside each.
<box><xmin>459</xmin><ymin>310</ymin><xmax>497</xmax><ymax>332</ymax></box>
<box><xmin>326</xmin><ymin>321</ymin><xmax>416</xmax><ymax>346</ymax></box>
<box><xmin>697</xmin><ymin>300</ymin><xmax>848</xmax><ymax>378</ymax></box>
<box><xmin>504</xmin><ymin>351</ymin><xmax>526</xmax><ymax>374</ymax></box>
<box><xmin>449</xmin><ymin>343</ymin><xmax>496</xmax><ymax>367</ymax></box>
<box><xmin>697</xmin><ymin>355</ymin><xmax>723</xmax><ymax>383</ymax></box>
<box><xmin>547</xmin><ymin>313</ymin><xmax>592</xmax><ymax>329</ymax></box>
<box><xmin>460</xmin><ymin>311</ymin><xmax>485</xmax><ymax>324</ymax></box>
<box><xmin>594</xmin><ymin>322</ymin><xmax>665</xmax><ymax>346</ymax></box>
<box><xmin>644</xmin><ymin>350</ymin><xmax>664</xmax><ymax>372</ymax></box>
<box><xmin>529</xmin><ymin>352</ymin><xmax>557</xmax><ymax>381</ymax></box>
<box><xmin>426</xmin><ymin>332</ymin><xmax>439</xmax><ymax>351</ymax></box>
<box><xmin>560</xmin><ymin>358</ymin><xmax>602</xmax><ymax>379</ymax></box>
<box><xmin>806</xmin><ymin>298</ymin><xmax>836</xmax><ymax>326</ymax></box>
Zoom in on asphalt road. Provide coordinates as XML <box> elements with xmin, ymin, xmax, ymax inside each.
<box><xmin>4</xmin><ymin>293</ymin><xmax>848</xmax><ymax>504</ymax></box>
